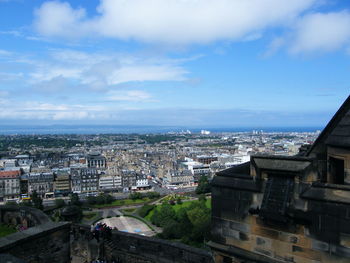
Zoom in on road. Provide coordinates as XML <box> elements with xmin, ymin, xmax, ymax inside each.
<box><xmin>41</xmin><ymin>184</ymin><xmax>196</xmax><ymax>207</ymax></box>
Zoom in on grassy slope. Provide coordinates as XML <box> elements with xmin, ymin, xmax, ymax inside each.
<box><xmin>0</xmin><ymin>224</ymin><xmax>16</xmax><ymax>238</ymax></box>
<box><xmin>145</xmin><ymin>198</ymin><xmax>211</xmax><ymax>221</ymax></box>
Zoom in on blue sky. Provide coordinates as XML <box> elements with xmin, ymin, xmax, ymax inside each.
<box><xmin>0</xmin><ymin>0</ymin><xmax>349</xmax><ymax>128</ymax></box>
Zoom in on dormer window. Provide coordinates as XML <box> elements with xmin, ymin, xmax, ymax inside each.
<box><xmin>328</xmin><ymin>157</ymin><xmax>345</xmax><ymax>184</ymax></box>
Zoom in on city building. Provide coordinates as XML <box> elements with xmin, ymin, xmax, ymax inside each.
<box><xmin>0</xmin><ymin>170</ymin><xmax>21</xmax><ymax>201</ymax></box>
<box><xmin>165</xmin><ymin>170</ymin><xmax>194</xmax><ymax>186</ymax></box>
<box><xmin>70</xmin><ymin>168</ymin><xmax>82</xmax><ymax>194</ymax></box>
<box><xmin>87</xmin><ymin>152</ymin><xmax>106</xmax><ymax>168</ymax></box>
<box><xmin>99</xmin><ymin>174</ymin><xmax>122</xmax><ymax>191</ymax></box>
<box><xmin>81</xmin><ymin>168</ymin><xmax>99</xmax><ymax>194</ymax></box>
<box><xmin>196</xmin><ymin>155</ymin><xmax>218</xmax><ymax>164</ymax></box>
<box><xmin>181</xmin><ymin>159</ymin><xmax>211</xmax><ymax>182</ymax></box>
<box><xmin>121</xmin><ymin>170</ymin><xmax>137</xmax><ymax>190</ymax></box>
<box><xmin>210</xmin><ymin>95</ymin><xmax>350</xmax><ymax>263</ymax></box>
<box><xmin>26</xmin><ymin>172</ymin><xmax>54</xmax><ymax>197</ymax></box>
<box><xmin>54</xmin><ymin>169</ymin><xmax>71</xmax><ymax>196</ymax></box>
<box><xmin>136</xmin><ymin>173</ymin><xmax>149</xmax><ymax>189</ymax></box>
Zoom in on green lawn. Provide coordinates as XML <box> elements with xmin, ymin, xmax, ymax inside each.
<box><xmin>92</xmin><ymin>198</ymin><xmax>151</xmax><ymax>208</ymax></box>
<box><xmin>82</xmin><ymin>212</ymin><xmax>97</xmax><ymax>220</ymax></box>
<box><xmin>121</xmin><ymin>208</ymin><xmax>137</xmax><ymax>214</ymax></box>
<box><xmin>145</xmin><ymin>198</ymin><xmax>211</xmax><ymax>221</ymax></box>
<box><xmin>0</xmin><ymin>224</ymin><xmax>16</xmax><ymax>238</ymax></box>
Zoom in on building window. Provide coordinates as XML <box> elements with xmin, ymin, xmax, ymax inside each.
<box><xmin>329</xmin><ymin>157</ymin><xmax>345</xmax><ymax>184</ymax></box>
<box><xmin>260</xmin><ymin>175</ymin><xmax>294</xmax><ymax>223</ymax></box>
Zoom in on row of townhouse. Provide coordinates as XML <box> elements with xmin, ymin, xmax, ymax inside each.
<box><xmin>0</xmin><ymin>167</ymin><xmax>149</xmax><ymax>201</ymax></box>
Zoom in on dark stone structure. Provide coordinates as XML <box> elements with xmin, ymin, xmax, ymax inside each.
<box><xmin>209</xmin><ymin>96</ymin><xmax>350</xmax><ymax>262</ymax></box>
<box><xmin>71</xmin><ymin>224</ymin><xmax>213</xmax><ymax>263</ymax></box>
<box><xmin>0</xmin><ymin>206</ymin><xmax>213</xmax><ymax>263</ymax></box>
<box><xmin>0</xmin><ymin>206</ymin><xmax>70</xmax><ymax>263</ymax></box>
<box><xmin>0</xmin><ymin>205</ymin><xmax>51</xmax><ymax>228</ymax></box>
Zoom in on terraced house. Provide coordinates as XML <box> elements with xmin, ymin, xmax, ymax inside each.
<box><xmin>0</xmin><ymin>170</ymin><xmax>21</xmax><ymax>201</ymax></box>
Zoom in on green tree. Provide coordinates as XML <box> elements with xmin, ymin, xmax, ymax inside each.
<box><xmin>31</xmin><ymin>191</ymin><xmax>43</xmax><ymax>210</ymax></box>
<box><xmin>87</xmin><ymin>196</ymin><xmax>96</xmax><ymax>205</ymax></box>
<box><xmin>186</xmin><ymin>205</ymin><xmax>211</xmax><ymax>243</ymax></box>
<box><xmin>146</xmin><ymin>191</ymin><xmax>160</xmax><ymax>199</ymax></box>
<box><xmin>176</xmin><ymin>197</ymin><xmax>183</xmax><ymax>205</ymax></box>
<box><xmin>104</xmin><ymin>194</ymin><xmax>115</xmax><ymax>204</ymax></box>
<box><xmin>198</xmin><ymin>194</ymin><xmax>207</xmax><ymax>203</ymax></box>
<box><xmin>96</xmin><ymin>194</ymin><xmax>106</xmax><ymax>205</ymax></box>
<box><xmin>55</xmin><ymin>198</ymin><xmax>65</xmax><ymax>208</ymax></box>
<box><xmin>162</xmin><ymin>220</ymin><xmax>181</xmax><ymax>239</ymax></box>
<box><xmin>129</xmin><ymin>192</ymin><xmax>143</xmax><ymax>200</ymax></box>
<box><xmin>70</xmin><ymin>193</ymin><xmax>81</xmax><ymax>206</ymax></box>
<box><xmin>195</xmin><ymin>176</ymin><xmax>211</xmax><ymax>194</ymax></box>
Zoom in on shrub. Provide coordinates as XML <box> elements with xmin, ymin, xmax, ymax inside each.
<box><xmin>138</xmin><ymin>204</ymin><xmax>155</xmax><ymax>218</ymax></box>
<box><xmin>87</xmin><ymin>196</ymin><xmax>96</xmax><ymax>205</ymax></box>
<box><xmin>146</xmin><ymin>191</ymin><xmax>160</xmax><ymax>199</ymax></box>
<box><xmin>55</xmin><ymin>198</ymin><xmax>65</xmax><ymax>208</ymax></box>
<box><xmin>129</xmin><ymin>192</ymin><xmax>143</xmax><ymax>200</ymax></box>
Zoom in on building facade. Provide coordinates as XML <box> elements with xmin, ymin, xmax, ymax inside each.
<box><xmin>27</xmin><ymin>172</ymin><xmax>54</xmax><ymax>197</ymax></box>
<box><xmin>0</xmin><ymin>170</ymin><xmax>21</xmax><ymax>201</ymax></box>
<box><xmin>210</xmin><ymin>96</ymin><xmax>350</xmax><ymax>263</ymax></box>
<box><xmin>81</xmin><ymin>168</ymin><xmax>99</xmax><ymax>193</ymax></box>
<box><xmin>87</xmin><ymin>153</ymin><xmax>106</xmax><ymax>168</ymax></box>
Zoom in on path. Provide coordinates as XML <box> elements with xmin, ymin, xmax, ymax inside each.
<box><xmin>100</xmin><ymin>216</ymin><xmax>155</xmax><ymax>237</ymax></box>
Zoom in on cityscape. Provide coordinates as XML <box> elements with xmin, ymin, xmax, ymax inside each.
<box><xmin>0</xmin><ymin>130</ymin><xmax>319</xmax><ymax>204</ymax></box>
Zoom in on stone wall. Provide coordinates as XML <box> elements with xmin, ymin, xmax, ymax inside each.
<box><xmin>0</xmin><ymin>206</ymin><xmax>213</xmax><ymax>263</ymax></box>
<box><xmin>0</xmin><ymin>205</ymin><xmax>51</xmax><ymax>228</ymax></box>
<box><xmin>0</xmin><ymin>205</ymin><xmax>71</xmax><ymax>263</ymax></box>
<box><xmin>0</xmin><ymin>221</ymin><xmax>71</xmax><ymax>263</ymax></box>
<box><xmin>71</xmin><ymin>224</ymin><xmax>214</xmax><ymax>263</ymax></box>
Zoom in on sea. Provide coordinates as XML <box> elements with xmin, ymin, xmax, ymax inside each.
<box><xmin>0</xmin><ymin>125</ymin><xmax>323</xmax><ymax>135</ymax></box>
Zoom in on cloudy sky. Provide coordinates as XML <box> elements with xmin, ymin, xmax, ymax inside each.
<box><xmin>0</xmin><ymin>0</ymin><xmax>349</xmax><ymax>128</ymax></box>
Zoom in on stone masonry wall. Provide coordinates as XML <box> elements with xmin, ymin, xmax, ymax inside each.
<box><xmin>71</xmin><ymin>224</ymin><xmax>214</xmax><ymax>263</ymax></box>
<box><xmin>0</xmin><ymin>221</ymin><xmax>71</xmax><ymax>263</ymax></box>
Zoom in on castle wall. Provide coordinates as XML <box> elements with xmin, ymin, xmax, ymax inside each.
<box><xmin>71</xmin><ymin>224</ymin><xmax>214</xmax><ymax>263</ymax></box>
<box><xmin>0</xmin><ymin>221</ymin><xmax>71</xmax><ymax>263</ymax></box>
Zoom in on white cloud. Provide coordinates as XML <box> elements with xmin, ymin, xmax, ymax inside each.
<box><xmin>107</xmin><ymin>65</ymin><xmax>187</xmax><ymax>85</ymax></box>
<box><xmin>0</xmin><ymin>49</ymin><xmax>12</xmax><ymax>56</ymax></box>
<box><xmin>263</xmin><ymin>37</ymin><xmax>286</xmax><ymax>57</ymax></box>
<box><xmin>290</xmin><ymin>11</ymin><xmax>350</xmax><ymax>53</ymax></box>
<box><xmin>26</xmin><ymin>49</ymin><xmax>190</xmax><ymax>91</ymax></box>
<box><xmin>34</xmin><ymin>1</ymin><xmax>88</xmax><ymax>39</ymax></box>
<box><xmin>34</xmin><ymin>0</ymin><xmax>317</xmax><ymax>44</ymax></box>
<box><xmin>107</xmin><ymin>90</ymin><xmax>152</xmax><ymax>102</ymax></box>
<box><xmin>52</xmin><ymin>111</ymin><xmax>89</xmax><ymax>120</ymax></box>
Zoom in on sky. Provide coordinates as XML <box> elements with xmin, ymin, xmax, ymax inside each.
<box><xmin>0</xmin><ymin>0</ymin><xmax>350</xmax><ymax>129</ymax></box>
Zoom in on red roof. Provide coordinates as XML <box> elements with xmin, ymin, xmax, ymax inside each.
<box><xmin>0</xmin><ymin>170</ymin><xmax>21</xmax><ymax>178</ymax></box>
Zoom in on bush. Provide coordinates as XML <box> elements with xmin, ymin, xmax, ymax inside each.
<box><xmin>129</xmin><ymin>192</ymin><xmax>143</xmax><ymax>200</ymax></box>
<box><xmin>55</xmin><ymin>199</ymin><xmax>65</xmax><ymax>208</ymax></box>
<box><xmin>19</xmin><ymin>201</ymin><xmax>32</xmax><ymax>207</ymax></box>
<box><xmin>95</xmin><ymin>195</ymin><xmax>106</xmax><ymax>205</ymax></box>
<box><xmin>138</xmin><ymin>204</ymin><xmax>155</xmax><ymax>218</ymax></box>
<box><xmin>87</xmin><ymin>196</ymin><xmax>96</xmax><ymax>205</ymax></box>
<box><xmin>176</xmin><ymin>197</ymin><xmax>183</xmax><ymax>205</ymax></box>
<box><xmin>151</xmin><ymin>203</ymin><xmax>176</xmax><ymax>227</ymax></box>
<box><xmin>104</xmin><ymin>194</ymin><xmax>115</xmax><ymax>204</ymax></box>
<box><xmin>70</xmin><ymin>193</ymin><xmax>81</xmax><ymax>206</ymax></box>
<box><xmin>146</xmin><ymin>192</ymin><xmax>160</xmax><ymax>199</ymax></box>
<box><xmin>195</xmin><ymin>176</ymin><xmax>211</xmax><ymax>194</ymax></box>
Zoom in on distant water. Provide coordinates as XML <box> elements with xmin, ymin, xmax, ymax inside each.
<box><xmin>0</xmin><ymin>125</ymin><xmax>323</xmax><ymax>135</ymax></box>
